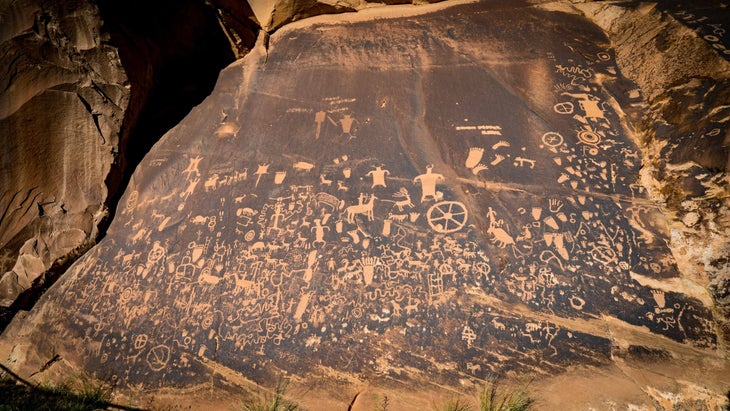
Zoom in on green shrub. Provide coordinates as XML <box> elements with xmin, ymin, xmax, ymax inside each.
<box><xmin>477</xmin><ymin>378</ymin><xmax>533</xmax><ymax>411</ymax></box>
<box><xmin>433</xmin><ymin>377</ymin><xmax>534</xmax><ymax>411</ymax></box>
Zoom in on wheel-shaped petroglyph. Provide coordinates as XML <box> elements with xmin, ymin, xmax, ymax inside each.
<box><xmin>134</xmin><ymin>334</ymin><xmax>149</xmax><ymax>350</ymax></box>
<box><xmin>146</xmin><ymin>345</ymin><xmax>170</xmax><ymax>371</ymax></box>
<box><xmin>541</xmin><ymin>132</ymin><xmax>564</xmax><ymax>148</ymax></box>
<box><xmin>553</xmin><ymin>101</ymin><xmax>574</xmax><ymax>114</ymax></box>
<box><xmin>427</xmin><ymin>201</ymin><xmax>468</xmax><ymax>233</ymax></box>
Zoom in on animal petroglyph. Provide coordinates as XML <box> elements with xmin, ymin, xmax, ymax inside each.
<box><xmin>381</xmin><ymin>187</ymin><xmax>413</xmax><ymax>212</ymax></box>
<box><xmin>345</xmin><ymin>194</ymin><xmax>377</xmax><ymax>223</ymax></box>
<box><xmin>486</xmin><ymin>207</ymin><xmax>515</xmax><ymax>248</ymax></box>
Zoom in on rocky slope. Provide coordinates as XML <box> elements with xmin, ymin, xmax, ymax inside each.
<box><xmin>1</xmin><ymin>0</ymin><xmax>729</xmax><ymax>409</ymax></box>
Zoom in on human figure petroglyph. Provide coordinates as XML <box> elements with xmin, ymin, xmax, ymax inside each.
<box><xmin>266</xmin><ymin>202</ymin><xmax>285</xmax><ymax>235</ymax></box>
<box><xmin>182</xmin><ymin>155</ymin><xmax>203</xmax><ymax>180</ymax></box>
<box><xmin>366</xmin><ymin>166</ymin><xmax>390</xmax><ymax>188</ymax></box>
<box><xmin>413</xmin><ymin>165</ymin><xmax>445</xmax><ymax>203</ymax></box>
<box><xmin>336</xmin><ymin>114</ymin><xmax>358</xmax><ymax>139</ymax></box>
<box><xmin>462</xmin><ymin>325</ymin><xmax>477</xmax><ymax>347</ymax></box>
<box><xmin>180</xmin><ymin>177</ymin><xmax>200</xmax><ymax>200</ymax></box>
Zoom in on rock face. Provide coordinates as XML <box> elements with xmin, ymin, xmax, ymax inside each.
<box><xmin>579</xmin><ymin>1</ymin><xmax>730</xmax><ymax>349</ymax></box>
<box><xmin>1</xmin><ymin>0</ymin><xmax>729</xmax><ymax>409</ymax></box>
<box><xmin>0</xmin><ymin>0</ymin><xmax>128</xmax><ymax>307</ymax></box>
<box><xmin>0</xmin><ymin>0</ymin><xmax>259</xmax><ymax>313</ymax></box>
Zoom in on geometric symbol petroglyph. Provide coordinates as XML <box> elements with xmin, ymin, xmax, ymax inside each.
<box><xmin>427</xmin><ymin>201</ymin><xmax>468</xmax><ymax>233</ymax></box>
<box><xmin>553</xmin><ymin>101</ymin><xmax>574</xmax><ymax>114</ymax></box>
<box><xmin>146</xmin><ymin>344</ymin><xmax>171</xmax><ymax>371</ymax></box>
<box><xmin>541</xmin><ymin>132</ymin><xmax>564</xmax><ymax>148</ymax></box>
<box><xmin>134</xmin><ymin>334</ymin><xmax>149</xmax><ymax>350</ymax></box>
<box><xmin>578</xmin><ymin>129</ymin><xmax>601</xmax><ymax>145</ymax></box>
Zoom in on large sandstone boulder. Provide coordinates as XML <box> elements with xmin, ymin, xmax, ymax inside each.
<box><xmin>0</xmin><ymin>0</ymin><xmax>128</xmax><ymax>307</ymax></box>
<box><xmin>0</xmin><ymin>0</ymin><xmax>260</xmax><ymax>312</ymax></box>
<box><xmin>2</xmin><ymin>1</ymin><xmax>729</xmax><ymax>409</ymax></box>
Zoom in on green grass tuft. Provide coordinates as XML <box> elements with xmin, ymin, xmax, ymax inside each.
<box><xmin>240</xmin><ymin>378</ymin><xmax>302</xmax><ymax>411</ymax></box>
<box><xmin>433</xmin><ymin>397</ymin><xmax>473</xmax><ymax>411</ymax></box>
<box><xmin>477</xmin><ymin>377</ymin><xmax>534</xmax><ymax>411</ymax></box>
<box><xmin>433</xmin><ymin>377</ymin><xmax>534</xmax><ymax>411</ymax></box>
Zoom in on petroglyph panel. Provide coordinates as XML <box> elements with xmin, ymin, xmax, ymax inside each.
<box><xmin>7</xmin><ymin>1</ymin><xmax>721</xmax><ymax>391</ymax></box>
